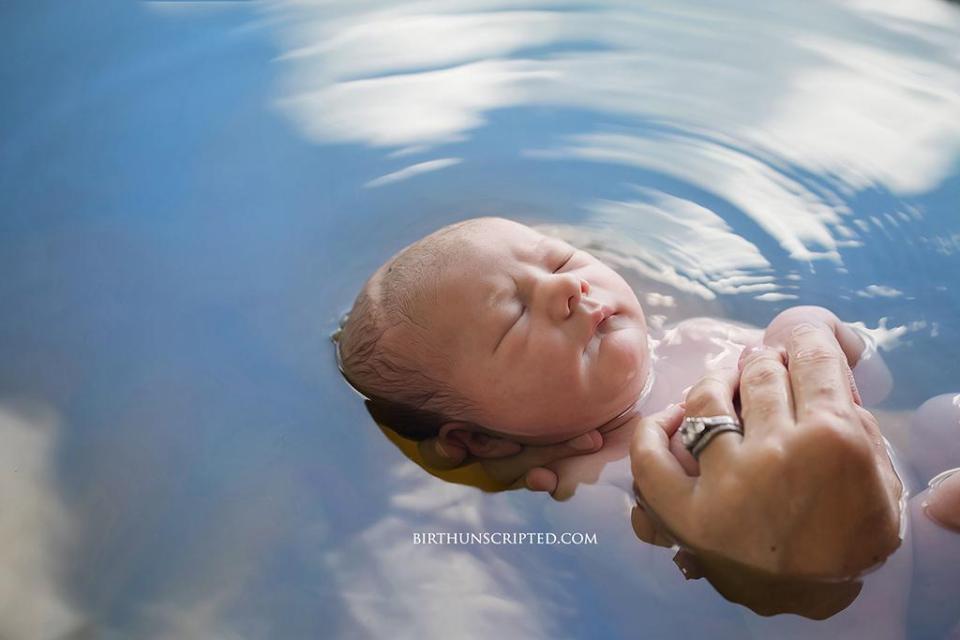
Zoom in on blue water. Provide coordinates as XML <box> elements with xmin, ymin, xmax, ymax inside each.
<box><xmin>1</xmin><ymin>1</ymin><xmax>959</xmax><ymax>638</ymax></box>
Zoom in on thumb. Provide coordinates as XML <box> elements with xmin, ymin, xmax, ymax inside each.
<box><xmin>630</xmin><ymin>405</ymin><xmax>695</xmax><ymax>530</ymax></box>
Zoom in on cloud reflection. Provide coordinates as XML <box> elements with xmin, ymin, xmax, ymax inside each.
<box><xmin>0</xmin><ymin>405</ymin><xmax>81</xmax><ymax>640</ymax></box>
<box><xmin>270</xmin><ymin>0</ymin><xmax>960</xmax><ymax>269</ymax></box>
<box><xmin>531</xmin><ymin>133</ymin><xmax>847</xmax><ymax>262</ymax></box>
<box><xmin>365</xmin><ymin>157</ymin><xmax>462</xmax><ymax>188</ymax></box>
<box><xmin>539</xmin><ymin>189</ymin><xmax>778</xmax><ymax>299</ymax></box>
<box><xmin>325</xmin><ymin>461</ymin><xmax>560</xmax><ymax>639</ymax></box>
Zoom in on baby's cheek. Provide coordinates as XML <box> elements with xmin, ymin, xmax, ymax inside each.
<box><xmin>599</xmin><ymin>329</ymin><xmax>647</xmax><ymax>393</ymax></box>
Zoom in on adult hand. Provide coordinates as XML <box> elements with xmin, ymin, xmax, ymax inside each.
<box><xmin>419</xmin><ymin>430</ymin><xmax>604</xmax><ymax>494</ymax></box>
<box><xmin>630</xmin><ymin>323</ymin><xmax>903</xmax><ymax>579</ymax></box>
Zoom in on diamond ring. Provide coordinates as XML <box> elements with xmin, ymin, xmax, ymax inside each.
<box><xmin>679</xmin><ymin>415</ymin><xmax>743</xmax><ymax>459</ymax></box>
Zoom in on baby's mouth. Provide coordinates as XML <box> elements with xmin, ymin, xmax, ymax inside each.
<box><xmin>589</xmin><ymin>304</ymin><xmax>616</xmax><ymax>336</ymax></box>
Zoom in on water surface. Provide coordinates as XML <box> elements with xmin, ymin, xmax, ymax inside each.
<box><xmin>1</xmin><ymin>1</ymin><xmax>959</xmax><ymax>638</ymax></box>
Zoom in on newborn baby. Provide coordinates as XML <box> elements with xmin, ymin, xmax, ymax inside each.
<box><xmin>337</xmin><ymin>216</ymin><xmax>881</xmax><ymax>495</ymax></box>
<box><xmin>337</xmin><ymin>216</ymin><xmax>960</xmax><ymax>626</ymax></box>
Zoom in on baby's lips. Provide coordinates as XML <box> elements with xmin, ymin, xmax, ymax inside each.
<box><xmin>589</xmin><ymin>304</ymin><xmax>614</xmax><ymax>333</ymax></box>
<box><xmin>569</xmin><ymin>431</ymin><xmax>602</xmax><ymax>452</ymax></box>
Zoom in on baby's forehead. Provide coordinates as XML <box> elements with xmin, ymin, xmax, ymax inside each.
<box><xmin>453</xmin><ymin>223</ymin><xmax>558</xmax><ymax>266</ymax></box>
<box><xmin>430</xmin><ymin>229</ymin><xmax>565</xmax><ymax>318</ymax></box>
<box><xmin>436</xmin><ymin>228</ymin><xmax>547</xmax><ymax>289</ymax></box>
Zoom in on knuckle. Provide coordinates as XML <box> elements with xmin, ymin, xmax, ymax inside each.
<box><xmin>743</xmin><ymin>346</ymin><xmax>785</xmax><ymax>368</ymax></box>
<box><xmin>792</xmin><ymin>344</ymin><xmax>841</xmax><ymax>367</ymax></box>
<box><xmin>799</xmin><ymin>416</ymin><xmax>872</xmax><ymax>461</ymax></box>
<box><xmin>752</xmin><ymin>441</ymin><xmax>789</xmax><ymax>469</ymax></box>
<box><xmin>685</xmin><ymin>378</ymin><xmax>732</xmax><ymax>415</ymax></box>
<box><xmin>742</xmin><ymin>359</ymin><xmax>785</xmax><ymax>387</ymax></box>
<box><xmin>790</xmin><ymin>322</ymin><xmax>826</xmax><ymax>339</ymax></box>
<box><xmin>684</xmin><ymin>395</ymin><xmax>714</xmax><ymax>418</ymax></box>
<box><xmin>696</xmin><ymin>376</ymin><xmax>730</xmax><ymax>393</ymax></box>
<box><xmin>801</xmin><ymin>411</ymin><xmax>845</xmax><ymax>435</ymax></box>
<box><xmin>795</xmin><ymin>377</ymin><xmax>848</xmax><ymax>406</ymax></box>
<box><xmin>805</xmin><ymin>405</ymin><xmax>859</xmax><ymax>427</ymax></box>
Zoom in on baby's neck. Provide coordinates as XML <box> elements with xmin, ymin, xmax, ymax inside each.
<box><xmin>597</xmin><ymin>368</ymin><xmax>655</xmax><ymax>434</ymax></box>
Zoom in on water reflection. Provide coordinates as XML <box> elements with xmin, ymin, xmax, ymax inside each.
<box><xmin>541</xmin><ymin>189</ymin><xmax>778</xmax><ymax>299</ymax></box>
<box><xmin>271</xmin><ymin>0</ymin><xmax>960</xmax><ymax>296</ymax></box>
<box><xmin>327</xmin><ymin>464</ymin><xmax>562</xmax><ymax>638</ymax></box>
<box><xmin>365</xmin><ymin>157</ymin><xmax>462</xmax><ymax>188</ymax></box>
<box><xmin>530</xmin><ymin>132</ymin><xmax>849</xmax><ymax>263</ymax></box>
<box><xmin>2</xmin><ymin>0</ymin><xmax>959</xmax><ymax>637</ymax></box>
<box><xmin>265</xmin><ymin>0</ymin><xmax>960</xmax><ymax>635</ymax></box>
<box><xmin>272</xmin><ymin>3</ymin><xmax>960</xmax><ymax>182</ymax></box>
<box><xmin>0</xmin><ymin>405</ymin><xmax>81</xmax><ymax>639</ymax></box>
<box><xmin>672</xmin><ymin>549</ymin><xmax>864</xmax><ymax>620</ymax></box>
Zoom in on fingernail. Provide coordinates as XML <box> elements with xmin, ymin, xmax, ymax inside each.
<box><xmin>791</xmin><ymin>322</ymin><xmax>821</xmax><ymax>336</ymax></box>
<box><xmin>929</xmin><ymin>467</ymin><xmax>960</xmax><ymax>488</ymax></box>
<box><xmin>570</xmin><ymin>432</ymin><xmax>598</xmax><ymax>451</ymax></box>
<box><xmin>435</xmin><ymin>440</ymin><xmax>451</xmax><ymax>459</ymax></box>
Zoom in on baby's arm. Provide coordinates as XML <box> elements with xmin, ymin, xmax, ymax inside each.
<box><xmin>762</xmin><ymin>306</ymin><xmax>893</xmax><ymax>405</ymax></box>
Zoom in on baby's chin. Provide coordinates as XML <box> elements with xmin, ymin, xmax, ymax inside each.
<box><xmin>595</xmin><ymin>321</ymin><xmax>651</xmax><ymax>406</ymax></box>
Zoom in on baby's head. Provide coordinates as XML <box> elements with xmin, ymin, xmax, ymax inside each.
<box><xmin>338</xmin><ymin>217</ymin><xmax>651</xmax><ymax>448</ymax></box>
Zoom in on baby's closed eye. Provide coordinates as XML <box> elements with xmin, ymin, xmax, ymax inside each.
<box><xmin>553</xmin><ymin>250</ymin><xmax>576</xmax><ymax>273</ymax></box>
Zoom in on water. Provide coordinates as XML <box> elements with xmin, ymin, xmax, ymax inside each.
<box><xmin>1</xmin><ymin>1</ymin><xmax>959</xmax><ymax>638</ymax></box>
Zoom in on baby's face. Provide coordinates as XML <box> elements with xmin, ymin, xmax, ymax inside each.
<box><xmin>421</xmin><ymin>218</ymin><xmax>650</xmax><ymax>443</ymax></box>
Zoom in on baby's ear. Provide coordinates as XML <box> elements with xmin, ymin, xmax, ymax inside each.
<box><xmin>440</xmin><ymin>423</ymin><xmax>523</xmax><ymax>460</ymax></box>
<box><xmin>418</xmin><ymin>425</ymin><xmax>469</xmax><ymax>469</ymax></box>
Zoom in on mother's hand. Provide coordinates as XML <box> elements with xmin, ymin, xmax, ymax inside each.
<box><xmin>419</xmin><ymin>429</ymin><xmax>604</xmax><ymax>494</ymax></box>
<box><xmin>630</xmin><ymin>323</ymin><xmax>903</xmax><ymax>579</ymax></box>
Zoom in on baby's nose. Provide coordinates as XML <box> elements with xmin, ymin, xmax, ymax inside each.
<box><xmin>550</xmin><ymin>274</ymin><xmax>589</xmax><ymax>320</ymax></box>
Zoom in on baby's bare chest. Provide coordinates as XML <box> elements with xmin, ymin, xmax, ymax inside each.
<box><xmin>645</xmin><ymin>317</ymin><xmax>763</xmax><ymax>410</ymax></box>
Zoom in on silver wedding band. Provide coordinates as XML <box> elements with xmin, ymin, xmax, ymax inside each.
<box><xmin>679</xmin><ymin>415</ymin><xmax>743</xmax><ymax>460</ymax></box>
